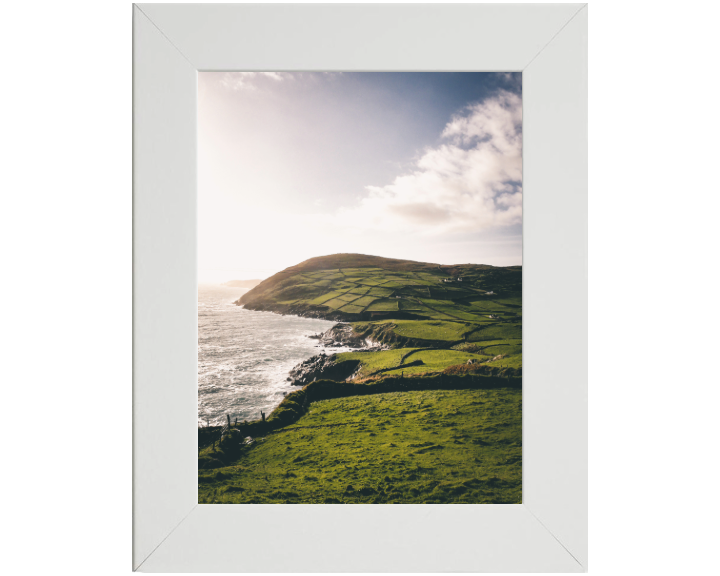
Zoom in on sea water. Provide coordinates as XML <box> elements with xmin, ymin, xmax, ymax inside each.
<box><xmin>198</xmin><ymin>283</ymin><xmax>347</xmax><ymax>426</ymax></box>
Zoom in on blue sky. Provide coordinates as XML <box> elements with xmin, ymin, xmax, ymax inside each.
<box><xmin>199</xmin><ymin>72</ymin><xmax>522</xmax><ymax>282</ymax></box>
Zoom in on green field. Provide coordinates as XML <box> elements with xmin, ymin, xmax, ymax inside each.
<box><xmin>366</xmin><ymin>299</ymin><xmax>399</xmax><ymax>311</ymax></box>
<box><xmin>368</xmin><ymin>319</ymin><xmax>470</xmax><ymax>342</ymax></box>
<box><xmin>331</xmin><ymin>347</ymin><xmax>495</xmax><ymax>379</ymax></box>
<box><xmin>339</xmin><ymin>304</ymin><xmax>365</xmax><ymax>315</ymax></box>
<box><xmin>335</xmin><ymin>348</ymin><xmax>409</xmax><ymax>375</ymax></box>
<box><xmin>323</xmin><ymin>298</ymin><xmax>350</xmax><ymax>310</ymax></box>
<box><xmin>199</xmin><ymin>388</ymin><xmax>521</xmax><ymax>504</ymax></box>
<box><xmin>310</xmin><ymin>291</ymin><xmax>344</xmax><ymax>305</ymax></box>
<box><xmin>204</xmin><ymin>254</ymin><xmax>523</xmax><ymax>503</ymax></box>
<box><xmin>383</xmin><ymin>349</ymin><xmax>491</xmax><ymax>376</ymax></box>
<box><xmin>367</xmin><ymin>286</ymin><xmax>395</xmax><ymax>297</ymax></box>
<box><xmin>350</xmin><ymin>295</ymin><xmax>377</xmax><ymax>308</ymax></box>
<box><xmin>467</xmin><ymin>324</ymin><xmax>522</xmax><ymax>342</ymax></box>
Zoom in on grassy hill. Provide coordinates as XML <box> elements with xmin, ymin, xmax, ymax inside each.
<box><xmin>239</xmin><ymin>253</ymin><xmax>522</xmax><ymax>377</ymax></box>
<box><xmin>202</xmin><ymin>254</ymin><xmax>522</xmax><ymax>503</ymax></box>
<box><xmin>239</xmin><ymin>253</ymin><xmax>521</xmax><ymax>323</ymax></box>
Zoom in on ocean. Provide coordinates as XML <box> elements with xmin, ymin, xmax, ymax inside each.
<box><xmin>198</xmin><ymin>283</ymin><xmax>347</xmax><ymax>426</ymax></box>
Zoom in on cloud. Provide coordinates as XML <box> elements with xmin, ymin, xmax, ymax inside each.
<box><xmin>495</xmin><ymin>72</ymin><xmax>522</xmax><ymax>92</ymax></box>
<box><xmin>337</xmin><ymin>90</ymin><xmax>522</xmax><ymax>235</ymax></box>
<box><xmin>218</xmin><ymin>71</ymin><xmax>341</xmax><ymax>92</ymax></box>
<box><xmin>220</xmin><ymin>71</ymin><xmax>288</xmax><ymax>91</ymax></box>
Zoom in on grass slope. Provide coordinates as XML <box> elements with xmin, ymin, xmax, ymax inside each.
<box><xmin>199</xmin><ymin>388</ymin><xmax>521</xmax><ymax>504</ymax></box>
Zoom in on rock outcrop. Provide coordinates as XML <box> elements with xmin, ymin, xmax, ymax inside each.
<box><xmin>287</xmin><ymin>353</ymin><xmax>361</xmax><ymax>386</ymax></box>
<box><xmin>308</xmin><ymin>324</ymin><xmax>364</xmax><ymax>348</ymax></box>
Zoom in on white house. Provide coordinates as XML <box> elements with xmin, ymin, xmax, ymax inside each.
<box><xmin>485</xmin><ymin>290</ymin><xmax>495</xmax><ymax>295</ymax></box>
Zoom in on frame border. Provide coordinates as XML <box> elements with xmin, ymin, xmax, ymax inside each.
<box><xmin>133</xmin><ymin>3</ymin><xmax>587</xmax><ymax>572</ymax></box>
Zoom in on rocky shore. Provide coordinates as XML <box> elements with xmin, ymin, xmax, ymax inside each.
<box><xmin>306</xmin><ymin>323</ymin><xmax>369</xmax><ymax>348</ymax></box>
<box><xmin>286</xmin><ymin>353</ymin><xmax>358</xmax><ymax>386</ymax></box>
<box><xmin>236</xmin><ymin>299</ymin><xmax>352</xmax><ymax>322</ymax></box>
<box><xmin>286</xmin><ymin>323</ymin><xmax>388</xmax><ymax>386</ymax></box>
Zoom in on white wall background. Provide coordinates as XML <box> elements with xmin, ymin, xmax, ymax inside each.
<box><xmin>1</xmin><ymin>1</ymin><xmax>717</xmax><ymax>574</ymax></box>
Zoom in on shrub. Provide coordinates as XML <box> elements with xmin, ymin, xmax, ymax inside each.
<box><xmin>267</xmin><ymin>404</ymin><xmax>302</xmax><ymax>425</ymax></box>
<box><xmin>442</xmin><ymin>363</ymin><xmax>521</xmax><ymax>378</ymax></box>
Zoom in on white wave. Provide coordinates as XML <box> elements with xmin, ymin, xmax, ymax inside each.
<box><xmin>197</xmin><ymin>284</ymin><xmax>337</xmax><ymax>423</ymax></box>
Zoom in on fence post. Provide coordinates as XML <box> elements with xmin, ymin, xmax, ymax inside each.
<box><xmin>227</xmin><ymin>414</ymin><xmax>231</xmax><ymax>428</ymax></box>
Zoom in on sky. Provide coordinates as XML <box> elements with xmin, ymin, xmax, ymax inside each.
<box><xmin>198</xmin><ymin>72</ymin><xmax>522</xmax><ymax>283</ymax></box>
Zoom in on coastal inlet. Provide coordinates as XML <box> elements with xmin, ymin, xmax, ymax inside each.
<box><xmin>198</xmin><ymin>284</ymin><xmax>361</xmax><ymax>426</ymax></box>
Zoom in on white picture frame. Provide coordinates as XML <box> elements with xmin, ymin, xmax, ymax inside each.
<box><xmin>133</xmin><ymin>3</ymin><xmax>587</xmax><ymax>572</ymax></box>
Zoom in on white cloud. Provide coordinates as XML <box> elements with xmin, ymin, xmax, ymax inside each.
<box><xmin>220</xmin><ymin>71</ymin><xmax>288</xmax><ymax>91</ymax></box>
<box><xmin>337</xmin><ymin>90</ymin><xmax>522</xmax><ymax>235</ymax></box>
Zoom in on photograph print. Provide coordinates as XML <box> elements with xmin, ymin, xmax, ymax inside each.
<box><xmin>197</xmin><ymin>72</ymin><xmax>522</xmax><ymax>504</ymax></box>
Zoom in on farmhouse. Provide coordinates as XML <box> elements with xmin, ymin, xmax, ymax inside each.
<box><xmin>485</xmin><ymin>290</ymin><xmax>495</xmax><ymax>295</ymax></box>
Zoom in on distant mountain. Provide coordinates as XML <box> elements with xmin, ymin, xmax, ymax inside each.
<box><xmin>237</xmin><ymin>253</ymin><xmax>521</xmax><ymax>321</ymax></box>
<box><xmin>222</xmin><ymin>279</ymin><xmax>263</xmax><ymax>289</ymax></box>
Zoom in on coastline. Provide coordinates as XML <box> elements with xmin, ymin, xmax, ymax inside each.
<box><xmin>232</xmin><ymin>299</ymin><xmax>389</xmax><ymax>386</ymax></box>
<box><xmin>235</xmin><ymin>297</ymin><xmax>355</xmax><ymax>323</ymax></box>
<box><xmin>199</xmin><ymin>285</ymin><xmax>343</xmax><ymax>426</ymax></box>
<box><xmin>200</xmin><ymin>272</ymin><xmax>522</xmax><ymax>504</ymax></box>
<box><xmin>285</xmin><ymin>323</ymin><xmax>389</xmax><ymax>386</ymax></box>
